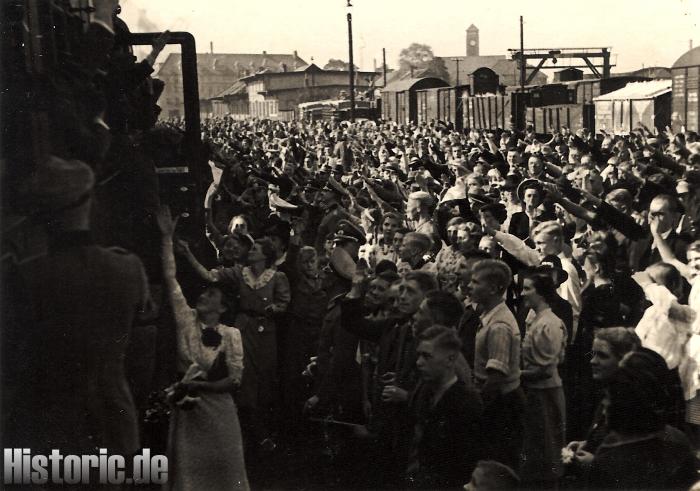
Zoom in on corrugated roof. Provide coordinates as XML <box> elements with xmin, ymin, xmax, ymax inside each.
<box><xmin>382</xmin><ymin>77</ymin><xmax>449</xmax><ymax>92</ymax></box>
<box><xmin>673</xmin><ymin>46</ymin><xmax>700</xmax><ymax>69</ymax></box>
<box><xmin>593</xmin><ymin>80</ymin><xmax>672</xmax><ymax>101</ymax></box>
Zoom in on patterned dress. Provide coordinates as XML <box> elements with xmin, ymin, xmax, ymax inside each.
<box><xmin>231</xmin><ymin>267</ymin><xmax>291</xmax><ymax>412</ymax></box>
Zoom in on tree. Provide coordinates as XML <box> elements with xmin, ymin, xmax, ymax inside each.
<box><xmin>396</xmin><ymin>43</ymin><xmax>449</xmax><ymax>81</ymax></box>
<box><xmin>398</xmin><ymin>43</ymin><xmax>435</xmax><ymax>73</ymax></box>
<box><xmin>324</xmin><ymin>58</ymin><xmax>358</xmax><ymax>71</ymax></box>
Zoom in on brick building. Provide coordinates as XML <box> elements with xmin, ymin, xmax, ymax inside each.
<box><xmin>238</xmin><ymin>63</ymin><xmax>378</xmax><ymax>120</ymax></box>
<box><xmin>156</xmin><ymin>51</ymin><xmax>307</xmax><ymax>118</ymax></box>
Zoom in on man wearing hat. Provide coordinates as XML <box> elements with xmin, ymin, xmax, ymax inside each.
<box><xmin>306</xmin><ymin>219</ymin><xmax>366</xmax><ymax>420</ymax></box>
<box><xmin>498</xmin><ymin>174</ymin><xmax>523</xmax><ymax>232</ymax></box>
<box><xmin>314</xmin><ymin>176</ymin><xmax>352</xmax><ymax>253</ymax></box>
<box><xmin>509</xmin><ymin>178</ymin><xmax>556</xmax><ymax>242</ymax></box>
<box><xmin>5</xmin><ymin>156</ymin><xmax>147</xmax><ymax>457</ymax></box>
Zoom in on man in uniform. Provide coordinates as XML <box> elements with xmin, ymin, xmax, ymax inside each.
<box><xmin>3</xmin><ymin>156</ymin><xmax>149</xmax><ymax>457</ymax></box>
<box><xmin>314</xmin><ymin>176</ymin><xmax>352</xmax><ymax>253</ymax></box>
<box><xmin>306</xmin><ymin>220</ymin><xmax>367</xmax><ymax>420</ymax></box>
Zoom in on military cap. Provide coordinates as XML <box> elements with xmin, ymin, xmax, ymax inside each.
<box><xmin>28</xmin><ymin>156</ymin><xmax>95</xmax><ymax>211</ymax></box>
<box><xmin>333</xmin><ymin>219</ymin><xmax>366</xmax><ymax>245</ymax></box>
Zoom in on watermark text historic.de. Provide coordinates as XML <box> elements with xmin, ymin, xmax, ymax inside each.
<box><xmin>3</xmin><ymin>448</ymin><xmax>167</xmax><ymax>486</ymax></box>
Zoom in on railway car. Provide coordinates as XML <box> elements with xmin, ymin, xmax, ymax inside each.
<box><xmin>593</xmin><ymin>80</ymin><xmax>672</xmax><ymax>134</ymax></box>
<box><xmin>671</xmin><ymin>46</ymin><xmax>700</xmax><ymax>132</ymax></box>
<box><xmin>416</xmin><ymin>86</ymin><xmax>467</xmax><ymax>128</ymax></box>
<box><xmin>562</xmin><ymin>76</ymin><xmax>650</xmax><ymax>104</ymax></box>
<box><xmin>380</xmin><ymin>77</ymin><xmax>449</xmax><ymax>124</ymax></box>
<box><xmin>526</xmin><ymin>104</ymin><xmax>591</xmax><ymax>134</ymax></box>
<box><xmin>462</xmin><ymin>94</ymin><xmax>512</xmax><ymax>131</ymax></box>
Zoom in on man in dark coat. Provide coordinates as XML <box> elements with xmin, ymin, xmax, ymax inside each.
<box><xmin>3</xmin><ymin>157</ymin><xmax>149</xmax><ymax>456</ymax></box>
<box><xmin>340</xmin><ymin>270</ymin><xmax>439</xmax><ymax>486</ymax></box>
<box><xmin>405</xmin><ymin>326</ymin><xmax>482</xmax><ymax>488</ymax></box>
<box><xmin>314</xmin><ymin>177</ymin><xmax>352</xmax><ymax>253</ymax></box>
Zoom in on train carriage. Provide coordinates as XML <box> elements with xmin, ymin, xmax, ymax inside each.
<box><xmin>593</xmin><ymin>80</ymin><xmax>672</xmax><ymax>134</ymax></box>
<box><xmin>462</xmin><ymin>94</ymin><xmax>512</xmax><ymax>131</ymax></box>
<box><xmin>416</xmin><ymin>86</ymin><xmax>465</xmax><ymax>128</ymax></box>
<box><xmin>671</xmin><ymin>46</ymin><xmax>700</xmax><ymax>132</ymax></box>
<box><xmin>380</xmin><ymin>77</ymin><xmax>449</xmax><ymax>124</ymax></box>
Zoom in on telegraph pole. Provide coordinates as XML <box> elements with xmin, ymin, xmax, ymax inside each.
<box><xmin>347</xmin><ymin>6</ymin><xmax>355</xmax><ymax>122</ymax></box>
<box><xmin>451</xmin><ymin>57</ymin><xmax>461</xmax><ymax>86</ymax></box>
<box><xmin>519</xmin><ymin>16</ymin><xmax>525</xmax><ymax>91</ymax></box>
<box><xmin>382</xmin><ymin>47</ymin><xmax>387</xmax><ymax>87</ymax></box>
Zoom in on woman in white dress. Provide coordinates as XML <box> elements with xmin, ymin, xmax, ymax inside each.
<box><xmin>158</xmin><ymin>206</ymin><xmax>249</xmax><ymax>491</ymax></box>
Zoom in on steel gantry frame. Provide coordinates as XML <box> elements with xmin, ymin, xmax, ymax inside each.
<box><xmin>509</xmin><ymin>47</ymin><xmax>614</xmax><ymax>84</ymax></box>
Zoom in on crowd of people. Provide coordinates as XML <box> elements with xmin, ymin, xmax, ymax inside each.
<box><xmin>6</xmin><ymin>1</ymin><xmax>700</xmax><ymax>490</ymax></box>
<box><xmin>182</xmin><ymin>113</ymin><xmax>700</xmax><ymax>489</ymax></box>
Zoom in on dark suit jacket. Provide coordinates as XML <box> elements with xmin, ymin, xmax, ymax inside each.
<box><xmin>634</xmin><ymin>231</ymin><xmax>691</xmax><ymax>271</ymax></box>
<box><xmin>595</xmin><ymin>201</ymin><xmax>691</xmax><ymax>271</ymax></box>
<box><xmin>407</xmin><ymin>379</ymin><xmax>482</xmax><ymax>488</ymax></box>
<box><xmin>508</xmin><ymin>209</ymin><xmax>557</xmax><ymax>241</ymax></box>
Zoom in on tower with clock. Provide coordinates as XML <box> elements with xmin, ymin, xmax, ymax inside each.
<box><xmin>466</xmin><ymin>24</ymin><xmax>479</xmax><ymax>57</ymax></box>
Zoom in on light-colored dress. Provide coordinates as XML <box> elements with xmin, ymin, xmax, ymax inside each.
<box><xmin>521</xmin><ymin>308</ymin><xmax>567</xmax><ymax>483</ymax></box>
<box><xmin>167</xmin><ymin>282</ymin><xmax>249</xmax><ymax>491</ymax></box>
<box><xmin>636</xmin><ymin>284</ymin><xmax>694</xmax><ymax>370</ymax></box>
<box><xmin>682</xmin><ymin>277</ymin><xmax>700</xmax><ymax>423</ymax></box>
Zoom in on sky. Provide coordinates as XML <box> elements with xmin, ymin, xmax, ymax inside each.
<box><xmin>119</xmin><ymin>0</ymin><xmax>699</xmax><ymax>74</ymax></box>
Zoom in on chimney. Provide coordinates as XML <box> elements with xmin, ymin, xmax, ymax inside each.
<box><xmin>294</xmin><ymin>50</ymin><xmax>298</xmax><ymax>58</ymax></box>
<box><xmin>263</xmin><ymin>50</ymin><xmax>267</xmax><ymax>56</ymax></box>
<box><xmin>691</xmin><ymin>39</ymin><xmax>694</xmax><ymax>51</ymax></box>
<box><xmin>210</xmin><ymin>41</ymin><xmax>213</xmax><ymax>54</ymax></box>
<box><xmin>373</xmin><ymin>58</ymin><xmax>377</xmax><ymax>72</ymax></box>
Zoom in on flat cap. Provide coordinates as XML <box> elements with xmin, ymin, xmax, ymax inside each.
<box><xmin>28</xmin><ymin>156</ymin><xmax>95</xmax><ymax>211</ymax></box>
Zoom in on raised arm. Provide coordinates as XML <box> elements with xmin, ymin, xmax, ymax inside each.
<box><xmin>177</xmin><ymin>240</ymin><xmax>219</xmax><ymax>283</ymax></box>
<box><xmin>484</xmin><ymin>225</ymin><xmax>539</xmax><ymax>267</ymax></box>
<box><xmin>542</xmin><ymin>183</ymin><xmax>597</xmax><ymax>223</ymax></box>
<box><xmin>156</xmin><ymin>206</ymin><xmax>199</xmax><ymax>359</ymax></box>
<box><xmin>650</xmin><ymin>215</ymin><xmax>693</xmax><ymax>281</ymax></box>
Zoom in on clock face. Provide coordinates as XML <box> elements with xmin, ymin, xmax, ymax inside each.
<box><xmin>469</xmin><ymin>40</ymin><xmax>476</xmax><ymax>46</ymax></box>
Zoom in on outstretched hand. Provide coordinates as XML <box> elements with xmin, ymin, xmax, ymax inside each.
<box><xmin>156</xmin><ymin>205</ymin><xmax>179</xmax><ymax>237</ymax></box>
